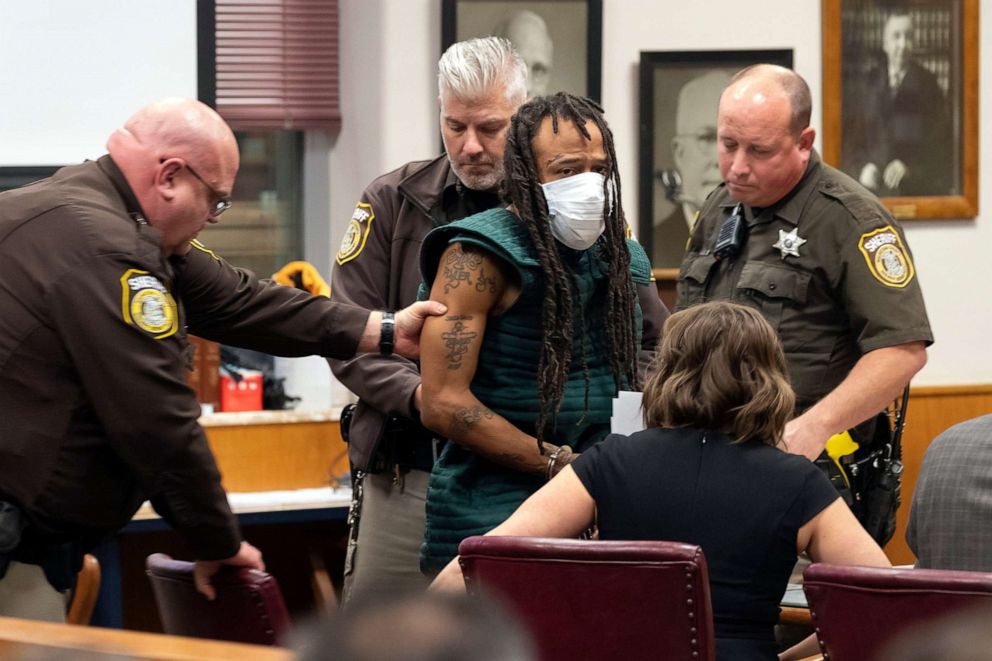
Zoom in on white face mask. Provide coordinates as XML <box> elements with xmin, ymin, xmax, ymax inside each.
<box><xmin>541</xmin><ymin>172</ymin><xmax>611</xmax><ymax>251</ymax></box>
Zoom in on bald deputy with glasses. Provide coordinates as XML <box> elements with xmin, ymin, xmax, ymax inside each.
<box><xmin>0</xmin><ymin>98</ymin><xmax>445</xmax><ymax>621</ymax></box>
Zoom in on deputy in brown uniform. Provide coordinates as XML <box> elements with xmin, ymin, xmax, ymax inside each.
<box><xmin>0</xmin><ymin>98</ymin><xmax>442</xmax><ymax>621</ymax></box>
<box><xmin>331</xmin><ymin>38</ymin><xmax>667</xmax><ymax>601</ymax></box>
<box><xmin>677</xmin><ymin>65</ymin><xmax>932</xmax><ymax>464</ymax></box>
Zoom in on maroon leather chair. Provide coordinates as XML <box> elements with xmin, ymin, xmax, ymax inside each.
<box><xmin>458</xmin><ymin>536</ymin><xmax>715</xmax><ymax>661</ymax></box>
<box><xmin>803</xmin><ymin>563</ymin><xmax>992</xmax><ymax>661</ymax></box>
<box><xmin>145</xmin><ymin>553</ymin><xmax>291</xmax><ymax>646</ymax></box>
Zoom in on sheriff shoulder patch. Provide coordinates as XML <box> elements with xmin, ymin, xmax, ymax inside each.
<box><xmin>336</xmin><ymin>202</ymin><xmax>375</xmax><ymax>265</ymax></box>
<box><xmin>858</xmin><ymin>225</ymin><xmax>915</xmax><ymax>288</ymax></box>
<box><xmin>120</xmin><ymin>269</ymin><xmax>179</xmax><ymax>338</ymax></box>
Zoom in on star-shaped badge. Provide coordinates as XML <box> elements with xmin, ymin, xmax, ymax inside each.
<box><xmin>772</xmin><ymin>228</ymin><xmax>806</xmax><ymax>259</ymax></box>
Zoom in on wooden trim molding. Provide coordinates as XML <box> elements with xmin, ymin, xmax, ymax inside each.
<box><xmin>908</xmin><ymin>383</ymin><xmax>992</xmax><ymax>397</ymax></box>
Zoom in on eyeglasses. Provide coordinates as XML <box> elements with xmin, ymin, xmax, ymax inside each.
<box><xmin>676</xmin><ymin>129</ymin><xmax>718</xmax><ymax>155</ymax></box>
<box><xmin>184</xmin><ymin>164</ymin><xmax>233</xmax><ymax>217</ymax></box>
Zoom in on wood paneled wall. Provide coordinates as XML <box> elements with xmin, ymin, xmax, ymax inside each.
<box><xmin>206</xmin><ymin>420</ymin><xmax>346</xmax><ymax>492</ymax></box>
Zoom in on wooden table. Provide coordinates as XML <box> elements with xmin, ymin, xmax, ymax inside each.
<box><xmin>0</xmin><ymin>616</ymin><xmax>291</xmax><ymax>660</ymax></box>
<box><xmin>92</xmin><ymin>488</ymin><xmax>351</xmax><ymax>629</ymax></box>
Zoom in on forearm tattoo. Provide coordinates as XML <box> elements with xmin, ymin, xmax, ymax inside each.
<box><xmin>452</xmin><ymin>405</ymin><xmax>494</xmax><ymax>434</ymax></box>
<box><xmin>496</xmin><ymin>451</ymin><xmax>526</xmax><ymax>465</ymax></box>
<box><xmin>441</xmin><ymin>315</ymin><xmax>477</xmax><ymax>370</ymax></box>
<box><xmin>442</xmin><ymin>249</ymin><xmax>483</xmax><ymax>294</ymax></box>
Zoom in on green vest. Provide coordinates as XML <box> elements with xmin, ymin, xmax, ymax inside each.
<box><xmin>418</xmin><ymin>208</ymin><xmax>650</xmax><ymax>573</ymax></box>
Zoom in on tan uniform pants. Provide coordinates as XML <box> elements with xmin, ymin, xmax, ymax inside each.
<box><xmin>0</xmin><ymin>561</ymin><xmax>67</xmax><ymax>622</ymax></box>
<box><xmin>342</xmin><ymin>469</ymin><xmax>431</xmax><ymax>603</ymax></box>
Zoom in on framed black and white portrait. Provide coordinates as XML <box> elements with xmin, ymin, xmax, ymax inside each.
<box><xmin>823</xmin><ymin>0</ymin><xmax>978</xmax><ymax>219</ymax></box>
<box><xmin>441</xmin><ymin>0</ymin><xmax>602</xmax><ymax>101</ymax></box>
<box><xmin>637</xmin><ymin>50</ymin><xmax>793</xmax><ymax>273</ymax></box>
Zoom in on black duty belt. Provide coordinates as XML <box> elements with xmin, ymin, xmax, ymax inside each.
<box><xmin>393</xmin><ymin>433</ymin><xmax>441</xmax><ymax>472</ymax></box>
<box><xmin>0</xmin><ymin>502</ymin><xmax>84</xmax><ymax>591</ymax></box>
<box><xmin>373</xmin><ymin>415</ymin><xmax>443</xmax><ymax>474</ymax></box>
<box><xmin>381</xmin><ymin>415</ymin><xmax>441</xmax><ymax>472</ymax></box>
<box><xmin>340</xmin><ymin>404</ymin><xmax>444</xmax><ymax>474</ymax></box>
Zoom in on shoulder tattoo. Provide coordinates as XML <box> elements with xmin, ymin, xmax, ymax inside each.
<box><xmin>475</xmin><ymin>266</ymin><xmax>497</xmax><ymax>293</ymax></box>
<box><xmin>441</xmin><ymin>246</ymin><xmax>483</xmax><ymax>294</ymax></box>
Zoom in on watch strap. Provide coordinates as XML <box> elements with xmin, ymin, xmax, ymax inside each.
<box><xmin>379</xmin><ymin>311</ymin><xmax>395</xmax><ymax>356</ymax></box>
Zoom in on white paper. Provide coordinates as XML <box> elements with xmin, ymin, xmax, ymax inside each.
<box><xmin>611</xmin><ymin>390</ymin><xmax>645</xmax><ymax>435</ymax></box>
<box><xmin>780</xmin><ymin>584</ymin><xmax>808</xmax><ymax>608</ymax></box>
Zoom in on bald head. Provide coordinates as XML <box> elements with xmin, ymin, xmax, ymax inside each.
<box><xmin>676</xmin><ymin>70</ymin><xmax>730</xmax><ymax>135</ymax></box>
<box><xmin>110</xmin><ymin>98</ymin><xmax>239</xmax><ymax>183</ymax></box>
<box><xmin>494</xmin><ymin>10</ymin><xmax>553</xmax><ymax>97</ymax></box>
<box><xmin>727</xmin><ymin>64</ymin><xmax>811</xmax><ymax>137</ymax></box>
<box><xmin>107</xmin><ymin>98</ymin><xmax>239</xmax><ymax>255</ymax></box>
<box><xmin>717</xmin><ymin>65</ymin><xmax>815</xmax><ymax>207</ymax></box>
<box><xmin>300</xmin><ymin>591</ymin><xmax>535</xmax><ymax>661</ymax></box>
<box><xmin>672</xmin><ymin>70</ymin><xmax>732</xmax><ymax>213</ymax></box>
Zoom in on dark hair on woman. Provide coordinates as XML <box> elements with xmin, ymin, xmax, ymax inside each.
<box><xmin>642</xmin><ymin>302</ymin><xmax>795</xmax><ymax>446</ymax></box>
<box><xmin>501</xmin><ymin>92</ymin><xmax>639</xmax><ymax>449</ymax></box>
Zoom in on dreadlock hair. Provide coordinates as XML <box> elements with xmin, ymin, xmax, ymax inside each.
<box><xmin>502</xmin><ymin>92</ymin><xmax>640</xmax><ymax>450</ymax></box>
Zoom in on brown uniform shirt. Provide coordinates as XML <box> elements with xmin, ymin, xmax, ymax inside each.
<box><xmin>330</xmin><ymin>155</ymin><xmax>669</xmax><ymax>471</ymax></box>
<box><xmin>0</xmin><ymin>157</ymin><xmax>370</xmax><ymax>558</ymax></box>
<box><xmin>676</xmin><ymin>151</ymin><xmax>933</xmax><ymax>412</ymax></box>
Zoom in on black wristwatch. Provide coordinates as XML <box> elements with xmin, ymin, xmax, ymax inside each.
<box><xmin>379</xmin><ymin>311</ymin><xmax>395</xmax><ymax>356</ymax></box>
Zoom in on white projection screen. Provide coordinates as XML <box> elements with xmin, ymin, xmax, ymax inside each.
<box><xmin>0</xmin><ymin>0</ymin><xmax>198</xmax><ymax>167</ymax></box>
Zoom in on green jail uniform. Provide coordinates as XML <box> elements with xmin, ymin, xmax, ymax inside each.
<box><xmin>418</xmin><ymin>208</ymin><xmax>650</xmax><ymax>573</ymax></box>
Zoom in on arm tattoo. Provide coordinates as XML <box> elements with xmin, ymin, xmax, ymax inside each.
<box><xmin>474</xmin><ymin>267</ymin><xmax>497</xmax><ymax>293</ymax></box>
<box><xmin>441</xmin><ymin>315</ymin><xmax>477</xmax><ymax>370</ymax></box>
<box><xmin>496</xmin><ymin>451</ymin><xmax>526</xmax><ymax>464</ymax></box>
<box><xmin>452</xmin><ymin>406</ymin><xmax>494</xmax><ymax>434</ymax></box>
<box><xmin>442</xmin><ymin>250</ymin><xmax>483</xmax><ymax>294</ymax></box>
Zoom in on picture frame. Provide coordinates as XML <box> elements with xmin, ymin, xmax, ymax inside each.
<box><xmin>637</xmin><ymin>50</ymin><xmax>793</xmax><ymax>276</ymax></box>
<box><xmin>822</xmin><ymin>0</ymin><xmax>978</xmax><ymax>220</ymax></box>
<box><xmin>441</xmin><ymin>0</ymin><xmax>602</xmax><ymax>101</ymax></box>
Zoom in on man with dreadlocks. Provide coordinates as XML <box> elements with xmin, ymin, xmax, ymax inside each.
<box><xmin>417</xmin><ymin>93</ymin><xmax>653</xmax><ymax>573</ymax></box>
<box><xmin>330</xmin><ymin>38</ymin><xmax>664</xmax><ymax>602</ymax></box>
